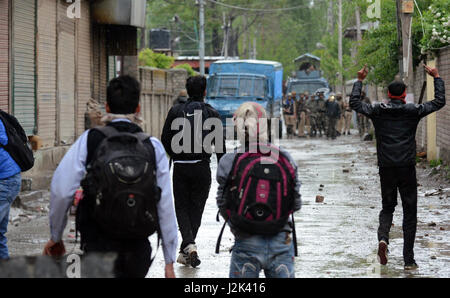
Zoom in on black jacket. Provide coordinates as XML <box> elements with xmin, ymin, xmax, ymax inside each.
<box><xmin>325</xmin><ymin>100</ymin><xmax>341</xmax><ymax>118</ymax></box>
<box><xmin>161</xmin><ymin>98</ymin><xmax>226</xmax><ymax>162</ymax></box>
<box><xmin>350</xmin><ymin>78</ymin><xmax>446</xmax><ymax>167</ymax></box>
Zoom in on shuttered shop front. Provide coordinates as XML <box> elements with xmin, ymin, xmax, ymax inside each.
<box><xmin>37</xmin><ymin>0</ymin><xmax>56</xmax><ymax>148</ymax></box>
<box><xmin>12</xmin><ymin>0</ymin><xmax>36</xmax><ymax>135</ymax></box>
<box><xmin>76</xmin><ymin>0</ymin><xmax>91</xmax><ymax>137</ymax></box>
<box><xmin>57</xmin><ymin>0</ymin><xmax>75</xmax><ymax>144</ymax></box>
<box><xmin>0</xmin><ymin>0</ymin><xmax>9</xmax><ymax>112</ymax></box>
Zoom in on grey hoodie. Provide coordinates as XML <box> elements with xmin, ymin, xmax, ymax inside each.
<box><xmin>216</xmin><ymin>146</ymin><xmax>302</xmax><ymax>238</ymax></box>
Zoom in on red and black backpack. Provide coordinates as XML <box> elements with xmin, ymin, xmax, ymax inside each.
<box><xmin>216</xmin><ymin>143</ymin><xmax>298</xmax><ymax>254</ymax></box>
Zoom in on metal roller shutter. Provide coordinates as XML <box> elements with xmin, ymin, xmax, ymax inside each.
<box><xmin>57</xmin><ymin>0</ymin><xmax>75</xmax><ymax>145</ymax></box>
<box><xmin>0</xmin><ymin>0</ymin><xmax>9</xmax><ymax>112</ymax></box>
<box><xmin>75</xmin><ymin>0</ymin><xmax>91</xmax><ymax>137</ymax></box>
<box><xmin>36</xmin><ymin>0</ymin><xmax>56</xmax><ymax>147</ymax></box>
<box><xmin>12</xmin><ymin>0</ymin><xmax>36</xmax><ymax>135</ymax></box>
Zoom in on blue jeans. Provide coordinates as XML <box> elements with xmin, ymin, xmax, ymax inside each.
<box><xmin>0</xmin><ymin>173</ymin><xmax>21</xmax><ymax>259</ymax></box>
<box><xmin>229</xmin><ymin>232</ymin><xmax>295</xmax><ymax>278</ymax></box>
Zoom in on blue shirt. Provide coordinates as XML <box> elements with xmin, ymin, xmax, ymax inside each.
<box><xmin>0</xmin><ymin>118</ymin><xmax>21</xmax><ymax>179</ymax></box>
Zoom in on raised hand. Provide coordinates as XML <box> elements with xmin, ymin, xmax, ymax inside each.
<box><xmin>423</xmin><ymin>64</ymin><xmax>440</xmax><ymax>78</ymax></box>
<box><xmin>357</xmin><ymin>65</ymin><xmax>369</xmax><ymax>81</ymax></box>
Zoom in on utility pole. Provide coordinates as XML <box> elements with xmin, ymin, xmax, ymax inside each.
<box><xmin>199</xmin><ymin>0</ymin><xmax>205</xmax><ymax>75</ymax></box>
<box><xmin>395</xmin><ymin>0</ymin><xmax>404</xmax><ymax>77</ymax></box>
<box><xmin>355</xmin><ymin>6</ymin><xmax>362</xmax><ymax>42</ymax></box>
<box><xmin>398</xmin><ymin>0</ymin><xmax>414</xmax><ymax>103</ymax></box>
<box><xmin>338</xmin><ymin>0</ymin><xmax>343</xmax><ymax>94</ymax></box>
<box><xmin>327</xmin><ymin>0</ymin><xmax>334</xmax><ymax>35</ymax></box>
<box><xmin>252</xmin><ymin>28</ymin><xmax>257</xmax><ymax>59</ymax></box>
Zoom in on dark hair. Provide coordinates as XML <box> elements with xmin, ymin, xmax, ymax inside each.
<box><xmin>388</xmin><ymin>80</ymin><xmax>406</xmax><ymax>96</ymax></box>
<box><xmin>106</xmin><ymin>75</ymin><xmax>141</xmax><ymax>114</ymax></box>
<box><xmin>186</xmin><ymin>75</ymin><xmax>207</xmax><ymax>99</ymax></box>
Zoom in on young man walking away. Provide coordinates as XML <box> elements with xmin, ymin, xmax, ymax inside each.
<box><xmin>161</xmin><ymin>75</ymin><xmax>225</xmax><ymax>268</ymax></box>
<box><xmin>350</xmin><ymin>64</ymin><xmax>445</xmax><ymax>270</ymax></box>
<box><xmin>44</xmin><ymin>76</ymin><xmax>178</xmax><ymax>278</ymax></box>
<box><xmin>216</xmin><ymin>102</ymin><xmax>301</xmax><ymax>278</ymax></box>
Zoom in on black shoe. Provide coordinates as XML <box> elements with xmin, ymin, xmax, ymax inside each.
<box><xmin>404</xmin><ymin>262</ymin><xmax>418</xmax><ymax>271</ymax></box>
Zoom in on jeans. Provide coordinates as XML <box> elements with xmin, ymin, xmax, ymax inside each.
<box><xmin>0</xmin><ymin>173</ymin><xmax>21</xmax><ymax>259</ymax></box>
<box><xmin>378</xmin><ymin>166</ymin><xmax>417</xmax><ymax>264</ymax></box>
<box><xmin>173</xmin><ymin>161</ymin><xmax>211</xmax><ymax>251</ymax></box>
<box><xmin>229</xmin><ymin>232</ymin><xmax>295</xmax><ymax>278</ymax></box>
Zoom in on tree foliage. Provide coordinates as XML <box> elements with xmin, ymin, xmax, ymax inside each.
<box><xmin>138</xmin><ymin>48</ymin><xmax>175</xmax><ymax>69</ymax></box>
<box><xmin>146</xmin><ymin>0</ymin><xmax>329</xmax><ymax>79</ymax></box>
<box><xmin>174</xmin><ymin>63</ymin><xmax>197</xmax><ymax>76</ymax></box>
<box><xmin>420</xmin><ymin>0</ymin><xmax>450</xmax><ymax>54</ymax></box>
<box><xmin>144</xmin><ymin>0</ymin><xmax>440</xmax><ymax>86</ymax></box>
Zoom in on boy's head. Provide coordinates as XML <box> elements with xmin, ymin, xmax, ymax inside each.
<box><xmin>106</xmin><ymin>76</ymin><xmax>141</xmax><ymax>114</ymax></box>
<box><xmin>388</xmin><ymin>80</ymin><xmax>407</xmax><ymax>98</ymax></box>
<box><xmin>186</xmin><ymin>75</ymin><xmax>207</xmax><ymax>100</ymax></box>
<box><xmin>233</xmin><ymin>102</ymin><xmax>268</xmax><ymax>145</ymax></box>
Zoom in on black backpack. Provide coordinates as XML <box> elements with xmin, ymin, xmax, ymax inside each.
<box><xmin>177</xmin><ymin>100</ymin><xmax>214</xmax><ymax>157</ymax></box>
<box><xmin>216</xmin><ymin>144</ymin><xmax>298</xmax><ymax>255</ymax></box>
<box><xmin>0</xmin><ymin>110</ymin><xmax>34</xmax><ymax>172</ymax></box>
<box><xmin>78</xmin><ymin>126</ymin><xmax>160</xmax><ymax>240</ymax></box>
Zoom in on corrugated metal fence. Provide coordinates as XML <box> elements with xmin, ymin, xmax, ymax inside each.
<box><xmin>0</xmin><ymin>0</ymin><xmax>9</xmax><ymax>112</ymax></box>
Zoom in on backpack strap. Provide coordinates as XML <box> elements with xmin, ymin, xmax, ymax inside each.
<box><xmin>291</xmin><ymin>213</ymin><xmax>298</xmax><ymax>257</ymax></box>
<box><xmin>215</xmin><ymin>218</ymin><xmax>229</xmax><ymax>254</ymax></box>
<box><xmin>135</xmin><ymin>132</ymin><xmax>151</xmax><ymax>143</ymax></box>
<box><xmin>150</xmin><ymin>226</ymin><xmax>162</xmax><ymax>265</ymax></box>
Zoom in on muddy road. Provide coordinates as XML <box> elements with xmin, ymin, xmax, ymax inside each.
<box><xmin>6</xmin><ymin>131</ymin><xmax>450</xmax><ymax>278</ymax></box>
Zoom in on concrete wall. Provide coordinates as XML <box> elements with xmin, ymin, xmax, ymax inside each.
<box><xmin>415</xmin><ymin>46</ymin><xmax>450</xmax><ymax>163</ymax></box>
<box><xmin>139</xmin><ymin>67</ymin><xmax>188</xmax><ymax>138</ymax></box>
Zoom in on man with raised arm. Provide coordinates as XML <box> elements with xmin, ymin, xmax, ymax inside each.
<box><xmin>350</xmin><ymin>64</ymin><xmax>445</xmax><ymax>270</ymax></box>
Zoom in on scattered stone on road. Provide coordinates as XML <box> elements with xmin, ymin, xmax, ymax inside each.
<box><xmin>316</xmin><ymin>195</ymin><xmax>325</xmax><ymax>203</ymax></box>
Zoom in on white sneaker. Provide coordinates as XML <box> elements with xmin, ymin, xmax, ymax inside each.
<box><xmin>183</xmin><ymin>244</ymin><xmax>201</xmax><ymax>268</ymax></box>
<box><xmin>177</xmin><ymin>252</ymin><xmax>189</xmax><ymax>266</ymax></box>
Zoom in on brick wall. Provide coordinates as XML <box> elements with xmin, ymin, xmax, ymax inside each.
<box><xmin>415</xmin><ymin>46</ymin><xmax>450</xmax><ymax>162</ymax></box>
<box><xmin>435</xmin><ymin>47</ymin><xmax>450</xmax><ymax>162</ymax></box>
<box><xmin>168</xmin><ymin>68</ymin><xmax>189</xmax><ymax>102</ymax></box>
<box><xmin>139</xmin><ymin>67</ymin><xmax>188</xmax><ymax>138</ymax></box>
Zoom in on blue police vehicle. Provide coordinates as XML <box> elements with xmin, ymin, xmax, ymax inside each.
<box><xmin>286</xmin><ymin>53</ymin><xmax>330</xmax><ymax>99</ymax></box>
<box><xmin>205</xmin><ymin>59</ymin><xmax>284</xmax><ymax>138</ymax></box>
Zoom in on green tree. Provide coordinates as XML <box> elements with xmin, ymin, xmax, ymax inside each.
<box><xmin>353</xmin><ymin>0</ymin><xmax>433</xmax><ymax>86</ymax></box>
<box><xmin>174</xmin><ymin>63</ymin><xmax>197</xmax><ymax>76</ymax></box>
<box><xmin>138</xmin><ymin>48</ymin><xmax>175</xmax><ymax>69</ymax></box>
